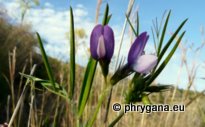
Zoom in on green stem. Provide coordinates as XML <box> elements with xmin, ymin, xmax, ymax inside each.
<box><xmin>108</xmin><ymin>111</ymin><xmax>124</xmax><ymax>127</ymax></box>
<box><xmin>142</xmin><ymin>94</ymin><xmax>151</xmax><ymax>105</ymax></box>
<box><xmin>104</xmin><ymin>86</ymin><xmax>113</xmax><ymax>123</ymax></box>
<box><xmin>108</xmin><ymin>78</ymin><xmax>138</xmax><ymax>127</ymax></box>
<box><xmin>86</xmin><ymin>85</ymin><xmax>112</xmax><ymax>127</ymax></box>
<box><xmin>108</xmin><ymin>94</ymin><xmax>151</xmax><ymax>127</ymax></box>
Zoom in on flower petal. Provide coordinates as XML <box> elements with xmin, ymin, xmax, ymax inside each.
<box><xmin>132</xmin><ymin>54</ymin><xmax>158</xmax><ymax>74</ymax></box>
<box><xmin>128</xmin><ymin>32</ymin><xmax>149</xmax><ymax>64</ymax></box>
<box><xmin>97</xmin><ymin>35</ymin><xmax>106</xmax><ymax>58</ymax></box>
<box><xmin>90</xmin><ymin>24</ymin><xmax>103</xmax><ymax>59</ymax></box>
<box><xmin>103</xmin><ymin>25</ymin><xmax>115</xmax><ymax>60</ymax></box>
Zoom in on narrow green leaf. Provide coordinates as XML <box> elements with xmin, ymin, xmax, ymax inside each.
<box><xmin>152</xmin><ymin>19</ymin><xmax>159</xmax><ymax>38</ymax></box>
<box><xmin>20</xmin><ymin>73</ymin><xmax>45</xmax><ymax>82</ymax></box>
<box><xmin>78</xmin><ymin>58</ymin><xmax>97</xmax><ymax>117</ymax></box>
<box><xmin>157</xmin><ymin>11</ymin><xmax>171</xmax><ymax>56</ymax></box>
<box><xmin>104</xmin><ymin>87</ymin><xmax>113</xmax><ymax>122</ymax></box>
<box><xmin>157</xmin><ymin>19</ymin><xmax>188</xmax><ymax>63</ymax></box>
<box><xmin>155</xmin><ymin>18</ymin><xmax>159</xmax><ymax>36</ymax></box>
<box><xmin>145</xmin><ymin>85</ymin><xmax>173</xmax><ymax>92</ymax></box>
<box><xmin>108</xmin><ymin>111</ymin><xmax>124</xmax><ymax>127</ymax></box>
<box><xmin>20</xmin><ymin>73</ymin><xmax>69</xmax><ymax>101</ymax></box>
<box><xmin>146</xmin><ymin>31</ymin><xmax>186</xmax><ymax>86</ymax></box>
<box><xmin>41</xmin><ymin>82</ymin><xmax>68</xmax><ymax>100</ymax></box>
<box><xmin>106</xmin><ymin>14</ymin><xmax>112</xmax><ymax>25</ymax></box>
<box><xmin>151</xmin><ymin>27</ymin><xmax>157</xmax><ymax>53</ymax></box>
<box><xmin>69</xmin><ymin>6</ymin><xmax>75</xmax><ymax>99</ymax></box>
<box><xmin>136</xmin><ymin>12</ymin><xmax>139</xmax><ymax>36</ymax></box>
<box><xmin>102</xmin><ymin>3</ymin><xmax>109</xmax><ymax>25</ymax></box>
<box><xmin>126</xmin><ymin>14</ymin><xmax>137</xmax><ymax>37</ymax></box>
<box><xmin>158</xmin><ymin>10</ymin><xmax>168</xmax><ymax>36</ymax></box>
<box><xmin>36</xmin><ymin>33</ymin><xmax>56</xmax><ymax>89</ymax></box>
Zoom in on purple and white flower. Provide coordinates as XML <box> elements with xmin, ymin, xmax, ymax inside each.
<box><xmin>111</xmin><ymin>32</ymin><xmax>158</xmax><ymax>85</ymax></box>
<box><xmin>128</xmin><ymin>32</ymin><xmax>158</xmax><ymax>74</ymax></box>
<box><xmin>90</xmin><ymin>24</ymin><xmax>114</xmax><ymax>61</ymax></box>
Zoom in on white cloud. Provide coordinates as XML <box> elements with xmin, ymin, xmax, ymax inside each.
<box><xmin>1</xmin><ymin>0</ymin><xmax>96</xmax><ymax>65</ymax></box>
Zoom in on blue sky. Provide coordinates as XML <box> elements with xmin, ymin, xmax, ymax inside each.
<box><xmin>36</xmin><ymin>0</ymin><xmax>205</xmax><ymax>57</ymax></box>
<box><xmin>38</xmin><ymin>0</ymin><xmax>205</xmax><ymax>42</ymax></box>
<box><xmin>1</xmin><ymin>0</ymin><xmax>205</xmax><ymax>91</ymax></box>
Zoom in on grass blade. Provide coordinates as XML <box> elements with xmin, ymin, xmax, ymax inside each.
<box><xmin>146</xmin><ymin>31</ymin><xmax>186</xmax><ymax>85</ymax></box>
<box><xmin>36</xmin><ymin>33</ymin><xmax>56</xmax><ymax>89</ymax></box>
<box><xmin>157</xmin><ymin>11</ymin><xmax>171</xmax><ymax>56</ymax></box>
<box><xmin>136</xmin><ymin>12</ymin><xmax>139</xmax><ymax>36</ymax></box>
<box><xmin>126</xmin><ymin>14</ymin><xmax>137</xmax><ymax>37</ymax></box>
<box><xmin>69</xmin><ymin>7</ymin><xmax>75</xmax><ymax>99</ymax></box>
<box><xmin>157</xmin><ymin>19</ymin><xmax>188</xmax><ymax>64</ymax></box>
<box><xmin>114</xmin><ymin>0</ymin><xmax>134</xmax><ymax>70</ymax></box>
<box><xmin>78</xmin><ymin>58</ymin><xmax>97</xmax><ymax>117</ymax></box>
<box><xmin>151</xmin><ymin>27</ymin><xmax>158</xmax><ymax>53</ymax></box>
<box><xmin>102</xmin><ymin>3</ymin><xmax>109</xmax><ymax>25</ymax></box>
<box><xmin>106</xmin><ymin>14</ymin><xmax>112</xmax><ymax>25</ymax></box>
<box><xmin>20</xmin><ymin>73</ymin><xmax>69</xmax><ymax>101</ymax></box>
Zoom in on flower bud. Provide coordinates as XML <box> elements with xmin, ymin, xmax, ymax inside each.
<box><xmin>90</xmin><ymin>24</ymin><xmax>114</xmax><ymax>61</ymax></box>
<box><xmin>90</xmin><ymin>24</ymin><xmax>115</xmax><ymax>77</ymax></box>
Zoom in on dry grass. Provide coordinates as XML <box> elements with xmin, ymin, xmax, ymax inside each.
<box><xmin>2</xmin><ymin>44</ymin><xmax>205</xmax><ymax>127</ymax></box>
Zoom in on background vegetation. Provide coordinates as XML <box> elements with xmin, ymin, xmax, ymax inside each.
<box><xmin>0</xmin><ymin>0</ymin><xmax>205</xmax><ymax>127</ymax></box>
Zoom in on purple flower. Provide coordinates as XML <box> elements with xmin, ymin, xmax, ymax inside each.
<box><xmin>128</xmin><ymin>32</ymin><xmax>158</xmax><ymax>74</ymax></box>
<box><xmin>110</xmin><ymin>32</ymin><xmax>157</xmax><ymax>85</ymax></box>
<box><xmin>90</xmin><ymin>24</ymin><xmax>114</xmax><ymax>61</ymax></box>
